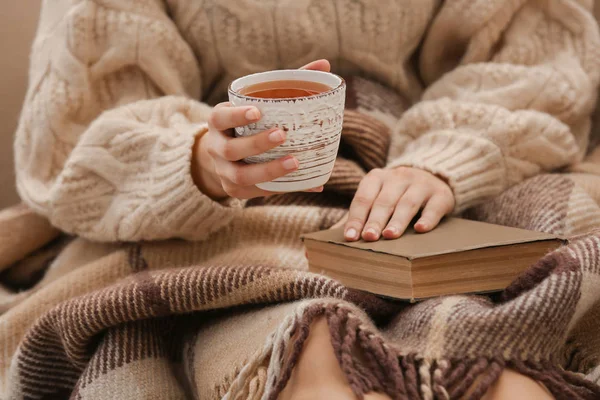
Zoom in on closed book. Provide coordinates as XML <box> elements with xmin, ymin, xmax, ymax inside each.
<box><xmin>302</xmin><ymin>218</ymin><xmax>564</xmax><ymax>301</ymax></box>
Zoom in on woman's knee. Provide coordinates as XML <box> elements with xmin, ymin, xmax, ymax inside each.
<box><xmin>482</xmin><ymin>369</ymin><xmax>554</xmax><ymax>400</ymax></box>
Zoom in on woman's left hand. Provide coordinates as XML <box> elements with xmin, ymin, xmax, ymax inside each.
<box><xmin>341</xmin><ymin>167</ymin><xmax>455</xmax><ymax>242</ymax></box>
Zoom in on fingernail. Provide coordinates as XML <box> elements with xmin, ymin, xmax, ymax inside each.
<box><xmin>364</xmin><ymin>228</ymin><xmax>378</xmax><ymax>238</ymax></box>
<box><xmin>345</xmin><ymin>228</ymin><xmax>358</xmax><ymax>240</ymax></box>
<box><xmin>416</xmin><ymin>219</ymin><xmax>427</xmax><ymax>229</ymax></box>
<box><xmin>384</xmin><ymin>227</ymin><xmax>398</xmax><ymax>236</ymax></box>
<box><xmin>281</xmin><ymin>157</ymin><xmax>298</xmax><ymax>170</ymax></box>
<box><xmin>308</xmin><ymin>186</ymin><xmax>324</xmax><ymax>192</ymax></box>
<box><xmin>268</xmin><ymin>130</ymin><xmax>285</xmax><ymax>143</ymax></box>
<box><xmin>245</xmin><ymin>108</ymin><xmax>260</xmax><ymax>121</ymax></box>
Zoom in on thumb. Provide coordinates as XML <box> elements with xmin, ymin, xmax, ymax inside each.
<box><xmin>300</xmin><ymin>59</ymin><xmax>331</xmax><ymax>72</ymax></box>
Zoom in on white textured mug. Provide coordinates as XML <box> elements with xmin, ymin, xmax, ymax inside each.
<box><xmin>228</xmin><ymin>70</ymin><xmax>346</xmax><ymax>192</ymax></box>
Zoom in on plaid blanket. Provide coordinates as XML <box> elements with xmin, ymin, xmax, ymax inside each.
<box><xmin>2</xmin><ymin>77</ymin><xmax>600</xmax><ymax>400</ymax></box>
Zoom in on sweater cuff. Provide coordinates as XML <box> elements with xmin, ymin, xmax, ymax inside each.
<box><xmin>387</xmin><ymin>131</ymin><xmax>507</xmax><ymax>213</ymax></box>
<box><xmin>150</xmin><ymin>122</ymin><xmax>243</xmax><ymax>240</ymax></box>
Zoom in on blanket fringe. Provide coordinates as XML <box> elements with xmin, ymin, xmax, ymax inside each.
<box><xmin>224</xmin><ymin>302</ymin><xmax>600</xmax><ymax>400</ymax></box>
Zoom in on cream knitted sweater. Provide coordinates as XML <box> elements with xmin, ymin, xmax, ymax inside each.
<box><xmin>15</xmin><ymin>0</ymin><xmax>600</xmax><ymax>243</ymax></box>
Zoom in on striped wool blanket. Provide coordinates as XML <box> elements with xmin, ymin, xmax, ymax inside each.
<box><xmin>1</xmin><ymin>77</ymin><xmax>600</xmax><ymax>400</ymax></box>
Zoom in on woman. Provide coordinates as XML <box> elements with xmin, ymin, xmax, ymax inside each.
<box><xmin>10</xmin><ymin>0</ymin><xmax>599</xmax><ymax>398</ymax></box>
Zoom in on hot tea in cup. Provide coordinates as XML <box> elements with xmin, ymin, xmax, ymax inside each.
<box><xmin>238</xmin><ymin>80</ymin><xmax>333</xmax><ymax>99</ymax></box>
<box><xmin>228</xmin><ymin>70</ymin><xmax>346</xmax><ymax>192</ymax></box>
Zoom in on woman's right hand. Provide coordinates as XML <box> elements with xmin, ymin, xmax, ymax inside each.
<box><xmin>192</xmin><ymin>59</ymin><xmax>330</xmax><ymax>200</ymax></box>
<box><xmin>193</xmin><ymin>103</ymin><xmax>323</xmax><ymax>200</ymax></box>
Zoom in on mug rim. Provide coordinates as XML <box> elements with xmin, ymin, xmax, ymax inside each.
<box><xmin>228</xmin><ymin>69</ymin><xmax>346</xmax><ymax>102</ymax></box>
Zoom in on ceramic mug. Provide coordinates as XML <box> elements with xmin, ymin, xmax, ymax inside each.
<box><xmin>228</xmin><ymin>70</ymin><xmax>346</xmax><ymax>192</ymax></box>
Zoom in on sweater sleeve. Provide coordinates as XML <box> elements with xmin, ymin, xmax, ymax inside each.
<box><xmin>15</xmin><ymin>0</ymin><xmax>241</xmax><ymax>242</ymax></box>
<box><xmin>387</xmin><ymin>0</ymin><xmax>600</xmax><ymax>213</ymax></box>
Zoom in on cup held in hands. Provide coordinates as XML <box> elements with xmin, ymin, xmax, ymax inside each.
<box><xmin>228</xmin><ymin>70</ymin><xmax>346</xmax><ymax>192</ymax></box>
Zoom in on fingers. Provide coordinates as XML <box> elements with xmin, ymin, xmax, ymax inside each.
<box><xmin>215</xmin><ymin>155</ymin><xmax>299</xmax><ymax>188</ymax></box>
<box><xmin>382</xmin><ymin>186</ymin><xmax>431</xmax><ymax>240</ymax></box>
<box><xmin>210</xmin><ymin>128</ymin><xmax>287</xmax><ymax>162</ymax></box>
<box><xmin>344</xmin><ymin>170</ymin><xmax>383</xmax><ymax>241</ymax></box>
<box><xmin>414</xmin><ymin>192</ymin><xmax>455</xmax><ymax>233</ymax></box>
<box><xmin>300</xmin><ymin>59</ymin><xmax>331</xmax><ymax>72</ymax></box>
<box><xmin>208</xmin><ymin>103</ymin><xmax>261</xmax><ymax>131</ymax></box>
<box><xmin>342</xmin><ymin>167</ymin><xmax>454</xmax><ymax>242</ymax></box>
<box><xmin>361</xmin><ymin>183</ymin><xmax>408</xmax><ymax>241</ymax></box>
<box><xmin>206</xmin><ymin>100</ymin><xmax>328</xmax><ymax>201</ymax></box>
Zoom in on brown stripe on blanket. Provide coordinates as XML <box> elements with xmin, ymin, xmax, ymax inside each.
<box><xmin>464</xmin><ymin>174</ymin><xmax>574</xmax><ymax>235</ymax></box>
<box><xmin>344</xmin><ymin>76</ymin><xmax>411</xmax><ymax>121</ymax></box>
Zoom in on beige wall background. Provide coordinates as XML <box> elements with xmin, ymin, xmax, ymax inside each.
<box><xmin>0</xmin><ymin>1</ymin><xmax>41</xmax><ymax>208</ymax></box>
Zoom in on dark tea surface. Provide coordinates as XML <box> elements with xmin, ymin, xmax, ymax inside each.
<box><xmin>239</xmin><ymin>80</ymin><xmax>332</xmax><ymax>99</ymax></box>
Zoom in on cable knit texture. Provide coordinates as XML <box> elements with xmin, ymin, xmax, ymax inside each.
<box><xmin>14</xmin><ymin>0</ymin><xmax>600</xmax><ymax>240</ymax></box>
